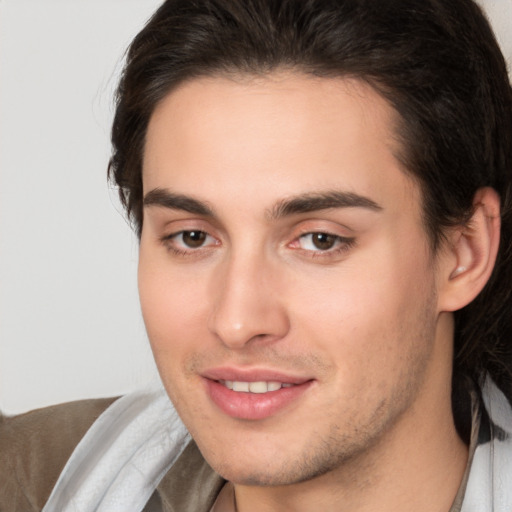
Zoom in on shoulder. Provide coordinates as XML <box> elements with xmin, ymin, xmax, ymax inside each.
<box><xmin>0</xmin><ymin>397</ymin><xmax>118</xmax><ymax>512</ymax></box>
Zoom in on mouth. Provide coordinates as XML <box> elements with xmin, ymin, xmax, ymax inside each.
<box><xmin>202</xmin><ymin>370</ymin><xmax>314</xmax><ymax>420</ymax></box>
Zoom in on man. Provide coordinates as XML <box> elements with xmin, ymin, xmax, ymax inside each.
<box><xmin>2</xmin><ymin>0</ymin><xmax>512</xmax><ymax>511</ymax></box>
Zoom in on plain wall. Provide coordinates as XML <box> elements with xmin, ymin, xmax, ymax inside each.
<box><xmin>1</xmin><ymin>0</ymin><xmax>511</xmax><ymax>414</ymax></box>
<box><xmin>0</xmin><ymin>0</ymin><xmax>163</xmax><ymax>414</ymax></box>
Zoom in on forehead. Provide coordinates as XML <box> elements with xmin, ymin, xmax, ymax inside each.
<box><xmin>142</xmin><ymin>72</ymin><xmax>420</xmax><ymax>219</ymax></box>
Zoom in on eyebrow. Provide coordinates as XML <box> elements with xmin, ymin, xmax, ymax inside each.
<box><xmin>268</xmin><ymin>191</ymin><xmax>382</xmax><ymax>219</ymax></box>
<box><xmin>143</xmin><ymin>188</ymin><xmax>214</xmax><ymax>216</ymax></box>
<box><xmin>143</xmin><ymin>188</ymin><xmax>382</xmax><ymax>219</ymax></box>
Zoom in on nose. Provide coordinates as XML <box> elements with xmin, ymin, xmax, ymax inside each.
<box><xmin>208</xmin><ymin>252</ymin><xmax>290</xmax><ymax>349</ymax></box>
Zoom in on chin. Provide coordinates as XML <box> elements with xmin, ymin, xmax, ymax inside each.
<box><xmin>196</xmin><ymin>433</ymin><xmax>355</xmax><ymax>487</ymax></box>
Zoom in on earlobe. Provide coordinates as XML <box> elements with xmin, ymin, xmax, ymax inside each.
<box><xmin>439</xmin><ymin>187</ymin><xmax>501</xmax><ymax>312</ymax></box>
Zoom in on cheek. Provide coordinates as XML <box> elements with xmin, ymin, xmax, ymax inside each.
<box><xmin>138</xmin><ymin>252</ymin><xmax>210</xmax><ymax>361</ymax></box>
<box><xmin>287</xmin><ymin>244</ymin><xmax>435</xmax><ymax>369</ymax></box>
<box><xmin>290</xmin><ymin>283</ymin><xmax>398</xmax><ymax>380</ymax></box>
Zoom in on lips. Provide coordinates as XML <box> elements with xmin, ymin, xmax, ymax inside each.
<box><xmin>202</xmin><ymin>368</ymin><xmax>314</xmax><ymax>420</ymax></box>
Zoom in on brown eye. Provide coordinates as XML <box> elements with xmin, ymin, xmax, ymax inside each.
<box><xmin>293</xmin><ymin>230</ymin><xmax>355</xmax><ymax>258</ymax></box>
<box><xmin>311</xmin><ymin>233</ymin><xmax>337</xmax><ymax>250</ymax></box>
<box><xmin>182</xmin><ymin>230</ymin><xmax>207</xmax><ymax>248</ymax></box>
<box><xmin>296</xmin><ymin>232</ymin><xmax>355</xmax><ymax>254</ymax></box>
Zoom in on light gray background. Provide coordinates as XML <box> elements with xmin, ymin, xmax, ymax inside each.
<box><xmin>1</xmin><ymin>0</ymin><xmax>511</xmax><ymax>414</ymax></box>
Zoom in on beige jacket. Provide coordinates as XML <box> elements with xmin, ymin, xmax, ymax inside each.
<box><xmin>0</xmin><ymin>398</ymin><xmax>223</xmax><ymax>512</ymax></box>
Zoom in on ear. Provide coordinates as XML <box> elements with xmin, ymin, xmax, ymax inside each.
<box><xmin>438</xmin><ymin>187</ymin><xmax>501</xmax><ymax>312</ymax></box>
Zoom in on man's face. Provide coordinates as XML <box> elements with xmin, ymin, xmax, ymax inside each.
<box><xmin>139</xmin><ymin>73</ymin><xmax>452</xmax><ymax>485</ymax></box>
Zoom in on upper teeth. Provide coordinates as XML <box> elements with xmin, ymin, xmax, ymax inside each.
<box><xmin>221</xmin><ymin>381</ymin><xmax>294</xmax><ymax>393</ymax></box>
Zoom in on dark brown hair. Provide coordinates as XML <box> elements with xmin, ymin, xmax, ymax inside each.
<box><xmin>109</xmin><ymin>0</ymin><xmax>512</xmax><ymax>407</ymax></box>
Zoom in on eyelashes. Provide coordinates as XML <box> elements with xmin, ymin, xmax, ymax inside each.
<box><xmin>160</xmin><ymin>230</ymin><xmax>219</xmax><ymax>256</ymax></box>
<box><xmin>294</xmin><ymin>232</ymin><xmax>355</xmax><ymax>254</ymax></box>
<box><xmin>160</xmin><ymin>229</ymin><xmax>356</xmax><ymax>260</ymax></box>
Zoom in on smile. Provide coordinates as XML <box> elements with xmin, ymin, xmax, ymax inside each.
<box><xmin>219</xmin><ymin>380</ymin><xmax>295</xmax><ymax>393</ymax></box>
<box><xmin>204</xmin><ymin>376</ymin><xmax>313</xmax><ymax>420</ymax></box>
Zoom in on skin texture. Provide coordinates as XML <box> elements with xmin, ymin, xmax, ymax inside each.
<box><xmin>138</xmin><ymin>73</ymin><xmax>497</xmax><ymax>512</ymax></box>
